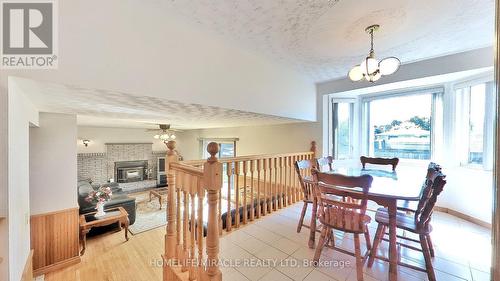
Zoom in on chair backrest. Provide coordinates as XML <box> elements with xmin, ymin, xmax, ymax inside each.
<box><xmin>312</xmin><ymin>169</ymin><xmax>373</xmax><ymax>231</ymax></box>
<box><xmin>415</xmin><ymin>163</ymin><xmax>446</xmax><ymax>230</ymax></box>
<box><xmin>316</xmin><ymin>156</ymin><xmax>333</xmax><ymax>172</ymax></box>
<box><xmin>360</xmin><ymin>156</ymin><xmax>399</xmax><ymax>171</ymax></box>
<box><xmin>294</xmin><ymin>159</ymin><xmax>315</xmax><ymax>201</ymax></box>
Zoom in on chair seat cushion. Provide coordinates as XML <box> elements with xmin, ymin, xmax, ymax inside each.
<box><xmin>375</xmin><ymin>207</ymin><xmax>432</xmax><ymax>234</ymax></box>
<box><xmin>319</xmin><ymin>208</ymin><xmax>371</xmax><ymax>234</ymax></box>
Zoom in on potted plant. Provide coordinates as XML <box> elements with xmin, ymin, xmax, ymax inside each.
<box><xmin>85</xmin><ymin>186</ymin><xmax>113</xmax><ymax>218</ymax></box>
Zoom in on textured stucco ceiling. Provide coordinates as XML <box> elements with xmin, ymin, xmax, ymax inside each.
<box><xmin>12</xmin><ymin>77</ymin><xmax>301</xmax><ymax>129</ymax></box>
<box><xmin>167</xmin><ymin>0</ymin><xmax>494</xmax><ymax>82</ymax></box>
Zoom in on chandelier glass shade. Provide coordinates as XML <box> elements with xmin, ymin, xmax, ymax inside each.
<box><xmin>153</xmin><ymin>132</ymin><xmax>176</xmax><ymax>141</ymax></box>
<box><xmin>348</xmin><ymin>25</ymin><xmax>400</xmax><ymax>82</ymax></box>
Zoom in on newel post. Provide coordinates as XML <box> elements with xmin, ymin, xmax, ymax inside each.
<box><xmin>204</xmin><ymin>142</ymin><xmax>222</xmax><ymax>281</ymax></box>
<box><xmin>310</xmin><ymin>140</ymin><xmax>317</xmax><ymax>159</ymax></box>
<box><xmin>165</xmin><ymin>140</ymin><xmax>178</xmax><ymax>259</ymax></box>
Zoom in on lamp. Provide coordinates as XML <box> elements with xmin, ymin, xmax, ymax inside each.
<box><xmin>348</xmin><ymin>24</ymin><xmax>400</xmax><ymax>82</ymax></box>
<box><xmin>82</xmin><ymin>139</ymin><xmax>90</xmax><ymax>147</ymax></box>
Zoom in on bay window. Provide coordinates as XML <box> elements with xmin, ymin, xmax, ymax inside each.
<box><xmin>362</xmin><ymin>88</ymin><xmax>444</xmax><ymax>160</ymax></box>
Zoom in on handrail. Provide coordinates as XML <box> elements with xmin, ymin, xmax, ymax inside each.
<box><xmin>181</xmin><ymin>151</ymin><xmax>314</xmax><ymax>166</ymax></box>
<box><xmin>170</xmin><ymin>162</ymin><xmax>204</xmax><ymax>177</ymax></box>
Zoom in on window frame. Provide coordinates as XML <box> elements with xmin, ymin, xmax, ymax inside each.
<box><xmin>328</xmin><ymin>98</ymin><xmax>356</xmax><ymax>160</ymax></box>
<box><xmin>454</xmin><ymin>79</ymin><xmax>495</xmax><ymax>170</ymax></box>
<box><xmin>199</xmin><ymin>138</ymin><xmax>238</xmax><ymax>159</ymax></box>
<box><xmin>360</xmin><ymin>87</ymin><xmax>444</xmax><ymax>163</ymax></box>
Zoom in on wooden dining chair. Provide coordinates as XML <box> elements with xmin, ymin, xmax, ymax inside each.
<box><xmin>311</xmin><ymin>169</ymin><xmax>373</xmax><ymax>281</ymax></box>
<box><xmin>360</xmin><ymin>156</ymin><xmax>399</xmax><ymax>171</ymax></box>
<box><xmin>294</xmin><ymin>159</ymin><xmax>315</xmax><ymax>233</ymax></box>
<box><xmin>368</xmin><ymin>163</ymin><xmax>446</xmax><ymax>281</ymax></box>
<box><xmin>316</xmin><ymin>156</ymin><xmax>333</xmax><ymax>172</ymax></box>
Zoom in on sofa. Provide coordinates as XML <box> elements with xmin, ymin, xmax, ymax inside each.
<box><xmin>77</xmin><ymin>180</ymin><xmax>136</xmax><ymax>225</ymax></box>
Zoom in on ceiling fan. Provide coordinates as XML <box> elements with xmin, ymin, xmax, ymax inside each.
<box><xmin>146</xmin><ymin>124</ymin><xmax>181</xmax><ymax>141</ymax></box>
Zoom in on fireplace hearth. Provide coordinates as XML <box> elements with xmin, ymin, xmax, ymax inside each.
<box><xmin>115</xmin><ymin>160</ymin><xmax>148</xmax><ymax>183</ymax></box>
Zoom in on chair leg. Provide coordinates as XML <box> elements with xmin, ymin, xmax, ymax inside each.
<box><xmin>426</xmin><ymin>234</ymin><xmax>435</xmax><ymax>257</ymax></box>
<box><xmin>297</xmin><ymin>202</ymin><xmax>308</xmax><ymax>233</ymax></box>
<box><xmin>420</xmin><ymin>234</ymin><xmax>436</xmax><ymax>281</ymax></box>
<box><xmin>368</xmin><ymin>224</ymin><xmax>384</xmax><ymax>267</ymax></box>
<box><xmin>353</xmin><ymin>233</ymin><xmax>364</xmax><ymax>281</ymax></box>
<box><xmin>329</xmin><ymin>229</ymin><xmax>335</xmax><ymax>247</ymax></box>
<box><xmin>364</xmin><ymin>226</ymin><xmax>372</xmax><ymax>251</ymax></box>
<box><xmin>313</xmin><ymin>226</ymin><xmax>328</xmax><ymax>266</ymax></box>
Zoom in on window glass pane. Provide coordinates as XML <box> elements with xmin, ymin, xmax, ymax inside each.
<box><xmin>370</xmin><ymin>94</ymin><xmax>432</xmax><ymax>160</ymax></box>
<box><xmin>468</xmin><ymin>84</ymin><xmax>486</xmax><ymax>164</ymax></box>
<box><xmin>220</xmin><ymin>143</ymin><xmax>235</xmax><ymax>158</ymax></box>
<box><xmin>335</xmin><ymin>103</ymin><xmax>351</xmax><ymax>159</ymax></box>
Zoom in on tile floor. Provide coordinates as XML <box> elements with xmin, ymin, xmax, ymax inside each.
<box><xmin>217</xmin><ymin>203</ymin><xmax>492</xmax><ymax>281</ymax></box>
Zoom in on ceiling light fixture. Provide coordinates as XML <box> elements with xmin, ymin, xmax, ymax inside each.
<box><xmin>348</xmin><ymin>24</ymin><xmax>400</xmax><ymax>82</ymax></box>
<box><xmin>152</xmin><ymin>124</ymin><xmax>177</xmax><ymax>142</ymax></box>
<box><xmin>82</xmin><ymin>139</ymin><xmax>91</xmax><ymax>147</ymax></box>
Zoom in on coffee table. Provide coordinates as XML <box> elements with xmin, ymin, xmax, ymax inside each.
<box><xmin>149</xmin><ymin>187</ymin><xmax>168</xmax><ymax>209</ymax></box>
<box><xmin>79</xmin><ymin>206</ymin><xmax>129</xmax><ymax>255</ymax></box>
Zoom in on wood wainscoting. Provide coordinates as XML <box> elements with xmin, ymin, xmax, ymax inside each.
<box><xmin>30</xmin><ymin>208</ymin><xmax>81</xmax><ymax>276</ymax></box>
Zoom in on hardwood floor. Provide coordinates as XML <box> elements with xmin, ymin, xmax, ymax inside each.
<box><xmin>44</xmin><ymin>227</ymin><xmax>164</xmax><ymax>281</ymax></box>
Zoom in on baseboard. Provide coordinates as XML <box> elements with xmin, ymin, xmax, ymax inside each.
<box><xmin>434</xmin><ymin>206</ymin><xmax>492</xmax><ymax>229</ymax></box>
<box><xmin>33</xmin><ymin>256</ymin><xmax>80</xmax><ymax>277</ymax></box>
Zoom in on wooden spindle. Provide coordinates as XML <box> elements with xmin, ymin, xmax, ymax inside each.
<box><xmin>165</xmin><ymin>140</ymin><xmax>178</xmax><ymax>259</ymax></box>
<box><xmin>189</xmin><ymin>178</ymin><xmax>197</xmax><ymax>280</ymax></box>
<box><xmin>234</xmin><ymin>161</ymin><xmax>240</xmax><ymax>228</ymax></box>
<box><xmin>176</xmin><ymin>172</ymin><xmax>182</xmax><ymax>257</ymax></box>
<box><xmin>196</xmin><ymin>180</ymin><xmax>204</xmax><ymax>276</ymax></box>
<box><xmin>219</xmin><ymin>187</ymin><xmax>223</xmax><ymax>235</ymax></box>
<box><xmin>273</xmin><ymin>157</ymin><xmax>278</xmax><ymax>211</ymax></box>
<box><xmin>256</xmin><ymin>159</ymin><xmax>261</xmax><ymax>218</ymax></box>
<box><xmin>279</xmin><ymin>157</ymin><xmax>283</xmax><ymax>209</ymax></box>
<box><xmin>204</xmin><ymin>143</ymin><xmax>222</xmax><ymax>281</ymax></box>
<box><xmin>242</xmin><ymin>160</ymin><xmax>248</xmax><ymax>224</ymax></box>
<box><xmin>226</xmin><ymin>162</ymin><xmax>232</xmax><ymax>232</ymax></box>
<box><xmin>263</xmin><ymin>158</ymin><xmax>268</xmax><ymax>216</ymax></box>
<box><xmin>181</xmin><ymin>178</ymin><xmax>189</xmax><ymax>272</ymax></box>
<box><xmin>249</xmin><ymin>160</ymin><xmax>255</xmax><ymax>221</ymax></box>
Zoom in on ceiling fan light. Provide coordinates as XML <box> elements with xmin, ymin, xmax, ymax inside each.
<box><xmin>160</xmin><ymin>134</ymin><xmax>169</xmax><ymax>140</ymax></box>
<box><xmin>379</xmin><ymin>57</ymin><xmax>401</xmax><ymax>75</ymax></box>
<box><xmin>170</xmin><ymin>134</ymin><xmax>176</xmax><ymax>140</ymax></box>
<box><xmin>348</xmin><ymin>65</ymin><xmax>364</xmax><ymax>81</ymax></box>
<box><xmin>360</xmin><ymin>57</ymin><xmax>379</xmax><ymax>75</ymax></box>
<box><xmin>153</xmin><ymin>134</ymin><xmax>160</xmax><ymax>139</ymax></box>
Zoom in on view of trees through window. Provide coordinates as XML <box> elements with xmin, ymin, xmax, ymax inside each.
<box><xmin>370</xmin><ymin>94</ymin><xmax>432</xmax><ymax>160</ymax></box>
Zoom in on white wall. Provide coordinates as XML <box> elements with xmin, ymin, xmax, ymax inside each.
<box><xmin>175</xmin><ymin>122</ymin><xmax>321</xmax><ymax>161</ymax></box>
<box><xmin>30</xmin><ymin>113</ymin><xmax>78</xmax><ymax>215</ymax></box>
<box><xmin>7</xmin><ymin>79</ymin><xmax>39</xmax><ymax>281</ymax></box>
<box><xmin>2</xmin><ymin>0</ymin><xmax>316</xmax><ymax>121</ymax></box>
<box><xmin>0</xmin><ymin>85</ymin><xmax>8</xmax><ymax>281</ymax></box>
<box><xmin>77</xmin><ymin>126</ymin><xmax>168</xmax><ymax>153</ymax></box>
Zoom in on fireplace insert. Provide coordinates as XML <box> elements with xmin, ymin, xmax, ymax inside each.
<box><xmin>115</xmin><ymin>160</ymin><xmax>148</xmax><ymax>183</ymax></box>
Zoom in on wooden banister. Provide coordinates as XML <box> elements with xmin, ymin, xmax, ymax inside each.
<box><xmin>164</xmin><ymin>140</ymin><xmax>317</xmax><ymax>281</ymax></box>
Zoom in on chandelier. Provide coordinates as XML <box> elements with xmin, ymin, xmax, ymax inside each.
<box><xmin>152</xmin><ymin>124</ymin><xmax>177</xmax><ymax>142</ymax></box>
<box><xmin>348</xmin><ymin>24</ymin><xmax>400</xmax><ymax>82</ymax></box>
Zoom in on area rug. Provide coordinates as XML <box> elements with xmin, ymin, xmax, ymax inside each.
<box><xmin>128</xmin><ymin>192</ymin><xmax>166</xmax><ymax>235</ymax></box>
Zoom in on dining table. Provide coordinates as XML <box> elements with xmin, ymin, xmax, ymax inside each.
<box><xmin>306</xmin><ymin>166</ymin><xmax>425</xmax><ymax>281</ymax></box>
